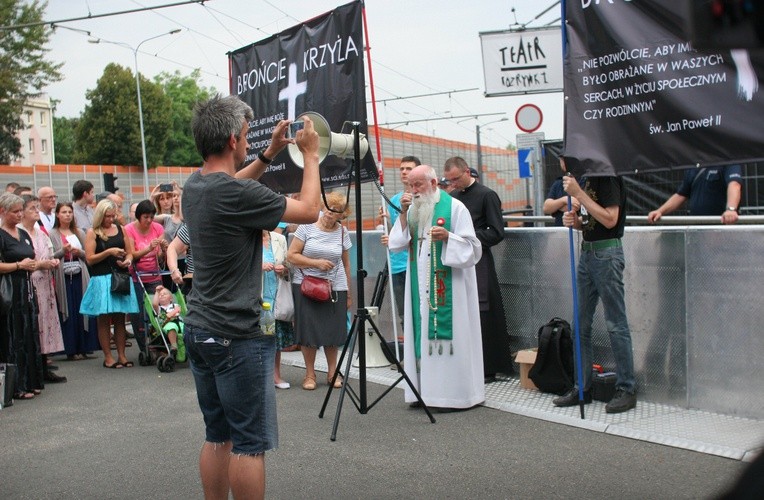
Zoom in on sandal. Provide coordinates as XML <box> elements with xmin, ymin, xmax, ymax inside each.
<box><xmin>103</xmin><ymin>361</ymin><xmax>123</xmax><ymax>369</ymax></box>
<box><xmin>121</xmin><ymin>360</ymin><xmax>134</xmax><ymax>368</ymax></box>
<box><xmin>328</xmin><ymin>373</ymin><xmax>343</xmax><ymax>388</ymax></box>
<box><xmin>14</xmin><ymin>391</ymin><xmax>35</xmax><ymax>400</ymax></box>
<box><xmin>302</xmin><ymin>375</ymin><xmax>316</xmax><ymax>390</ymax></box>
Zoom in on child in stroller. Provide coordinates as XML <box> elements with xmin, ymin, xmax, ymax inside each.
<box><xmin>153</xmin><ymin>286</ymin><xmax>184</xmax><ymax>358</ymax></box>
<box><xmin>139</xmin><ymin>284</ymin><xmax>186</xmax><ymax>372</ymax></box>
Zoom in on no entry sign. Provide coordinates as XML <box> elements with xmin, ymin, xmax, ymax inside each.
<box><xmin>515</xmin><ymin>103</ymin><xmax>543</xmax><ymax>133</ymax></box>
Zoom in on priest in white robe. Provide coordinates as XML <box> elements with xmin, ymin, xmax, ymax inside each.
<box><xmin>389</xmin><ymin>164</ymin><xmax>485</xmax><ymax>410</ymax></box>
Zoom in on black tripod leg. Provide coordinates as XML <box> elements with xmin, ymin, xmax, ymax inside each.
<box><xmin>330</xmin><ymin>321</ymin><xmax>361</xmax><ymax>441</ymax></box>
<box><xmin>366</xmin><ymin>317</ymin><xmax>435</xmax><ymax>423</ymax></box>
<box><xmin>319</xmin><ymin>313</ymin><xmax>358</xmax><ymax>419</ymax></box>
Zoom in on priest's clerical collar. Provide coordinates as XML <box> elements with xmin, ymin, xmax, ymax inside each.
<box><xmin>460</xmin><ymin>179</ymin><xmax>477</xmax><ymax>193</ymax></box>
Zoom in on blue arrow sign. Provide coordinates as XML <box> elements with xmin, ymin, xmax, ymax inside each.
<box><xmin>518</xmin><ymin>148</ymin><xmax>533</xmax><ymax>178</ymax></box>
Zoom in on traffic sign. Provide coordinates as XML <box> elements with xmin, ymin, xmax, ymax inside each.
<box><xmin>518</xmin><ymin>148</ymin><xmax>533</xmax><ymax>178</ymax></box>
<box><xmin>515</xmin><ymin>104</ymin><xmax>543</xmax><ymax>133</ymax></box>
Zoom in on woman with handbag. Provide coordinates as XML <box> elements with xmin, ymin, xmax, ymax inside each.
<box><xmin>287</xmin><ymin>192</ymin><xmax>352</xmax><ymax>391</ymax></box>
<box><xmin>19</xmin><ymin>195</ymin><xmax>67</xmax><ymax>384</ymax></box>
<box><xmin>80</xmin><ymin>199</ymin><xmax>139</xmax><ymax>369</ymax></box>
<box><xmin>49</xmin><ymin>201</ymin><xmax>100</xmax><ymax>360</ymax></box>
<box><xmin>262</xmin><ymin>229</ymin><xmax>295</xmax><ymax>389</ymax></box>
<box><xmin>0</xmin><ymin>193</ymin><xmax>45</xmax><ymax>399</ymax></box>
<box><xmin>124</xmin><ymin>200</ymin><xmax>167</xmax><ymax>355</ymax></box>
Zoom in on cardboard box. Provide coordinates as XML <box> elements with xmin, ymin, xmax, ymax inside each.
<box><xmin>514</xmin><ymin>348</ymin><xmax>538</xmax><ymax>390</ymax></box>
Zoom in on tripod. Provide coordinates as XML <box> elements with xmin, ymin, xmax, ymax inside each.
<box><xmin>318</xmin><ymin>123</ymin><xmax>435</xmax><ymax>440</ymax></box>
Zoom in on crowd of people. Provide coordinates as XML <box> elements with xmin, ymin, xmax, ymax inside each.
<box><xmin>2</xmin><ymin>93</ymin><xmax>751</xmax><ymax>499</ymax></box>
<box><xmin>0</xmin><ymin>179</ymin><xmax>186</xmax><ymax>399</ymax></box>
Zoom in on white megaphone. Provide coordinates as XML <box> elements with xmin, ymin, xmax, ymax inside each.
<box><xmin>352</xmin><ymin>306</ymin><xmax>391</xmax><ymax>368</ymax></box>
<box><xmin>287</xmin><ymin>111</ymin><xmax>369</xmax><ymax>168</ymax></box>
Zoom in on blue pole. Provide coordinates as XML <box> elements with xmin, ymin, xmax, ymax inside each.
<box><xmin>561</xmin><ymin>0</ymin><xmax>586</xmax><ymax>419</ymax></box>
<box><xmin>567</xmin><ymin>189</ymin><xmax>586</xmax><ymax>420</ymax></box>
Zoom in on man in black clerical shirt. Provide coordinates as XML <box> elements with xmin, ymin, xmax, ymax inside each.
<box><xmin>443</xmin><ymin>156</ymin><xmax>513</xmax><ymax>382</ymax></box>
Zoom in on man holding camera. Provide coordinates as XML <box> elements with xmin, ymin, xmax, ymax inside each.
<box><xmin>183</xmin><ymin>95</ymin><xmax>321</xmax><ymax>500</ymax></box>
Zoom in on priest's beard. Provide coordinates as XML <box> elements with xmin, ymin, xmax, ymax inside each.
<box><xmin>409</xmin><ymin>188</ymin><xmax>441</xmax><ymax>236</ymax></box>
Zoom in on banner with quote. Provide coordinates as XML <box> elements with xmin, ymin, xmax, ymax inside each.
<box><xmin>563</xmin><ymin>0</ymin><xmax>764</xmax><ymax>177</ymax></box>
<box><xmin>229</xmin><ymin>0</ymin><xmax>375</xmax><ymax>194</ymax></box>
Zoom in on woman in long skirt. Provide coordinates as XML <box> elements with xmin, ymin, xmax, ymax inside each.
<box><xmin>49</xmin><ymin>202</ymin><xmax>99</xmax><ymax>359</ymax></box>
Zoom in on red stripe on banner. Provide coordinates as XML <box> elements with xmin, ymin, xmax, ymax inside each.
<box><xmin>362</xmin><ymin>5</ymin><xmax>384</xmax><ymax>185</ymax></box>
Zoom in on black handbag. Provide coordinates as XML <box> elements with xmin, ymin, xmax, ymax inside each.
<box><xmin>110</xmin><ymin>269</ymin><xmax>131</xmax><ymax>295</ymax></box>
<box><xmin>1</xmin><ymin>363</ymin><xmax>16</xmax><ymax>407</ymax></box>
<box><xmin>0</xmin><ymin>250</ymin><xmax>14</xmax><ymax>314</ymax></box>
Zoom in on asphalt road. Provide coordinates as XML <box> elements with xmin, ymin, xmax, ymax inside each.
<box><xmin>0</xmin><ymin>346</ymin><xmax>747</xmax><ymax>499</ymax></box>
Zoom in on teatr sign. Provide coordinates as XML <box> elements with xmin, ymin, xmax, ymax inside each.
<box><xmin>479</xmin><ymin>27</ymin><xmax>563</xmax><ymax>97</ymax></box>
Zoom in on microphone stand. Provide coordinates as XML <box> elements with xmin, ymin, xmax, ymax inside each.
<box><xmin>318</xmin><ymin>122</ymin><xmax>435</xmax><ymax>440</ymax></box>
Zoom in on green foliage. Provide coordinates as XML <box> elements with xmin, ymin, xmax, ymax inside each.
<box><xmin>52</xmin><ymin>115</ymin><xmax>79</xmax><ymax>164</ymax></box>
<box><xmin>75</xmin><ymin>63</ymin><xmax>171</xmax><ymax>167</ymax></box>
<box><xmin>0</xmin><ymin>0</ymin><xmax>63</xmax><ymax>163</ymax></box>
<box><xmin>156</xmin><ymin>69</ymin><xmax>216</xmax><ymax>167</ymax></box>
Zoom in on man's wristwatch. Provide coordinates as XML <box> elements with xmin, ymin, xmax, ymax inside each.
<box><xmin>257</xmin><ymin>150</ymin><xmax>273</xmax><ymax>165</ymax></box>
<box><xmin>727</xmin><ymin>206</ymin><xmax>738</xmax><ymax>212</ymax></box>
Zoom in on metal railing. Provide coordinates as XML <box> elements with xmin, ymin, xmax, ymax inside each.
<box><xmin>504</xmin><ymin>215</ymin><xmax>764</xmax><ymax>225</ymax></box>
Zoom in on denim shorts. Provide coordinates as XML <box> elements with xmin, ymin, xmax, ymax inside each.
<box><xmin>185</xmin><ymin>325</ymin><xmax>278</xmax><ymax>455</ymax></box>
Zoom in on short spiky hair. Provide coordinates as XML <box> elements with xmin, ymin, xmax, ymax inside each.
<box><xmin>401</xmin><ymin>155</ymin><xmax>421</xmax><ymax>166</ymax></box>
<box><xmin>192</xmin><ymin>94</ymin><xmax>254</xmax><ymax>160</ymax></box>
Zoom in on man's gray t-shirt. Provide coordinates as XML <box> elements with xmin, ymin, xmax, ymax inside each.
<box><xmin>182</xmin><ymin>171</ymin><xmax>286</xmax><ymax>339</ymax></box>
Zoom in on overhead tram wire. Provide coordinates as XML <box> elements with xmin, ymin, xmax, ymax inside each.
<box><xmin>0</xmin><ymin>0</ymin><xmax>206</xmax><ymax>30</ymax></box>
<box><xmin>378</xmin><ymin>112</ymin><xmax>506</xmax><ymax>128</ymax></box>
<box><xmin>368</xmin><ymin>88</ymin><xmax>479</xmax><ymax>104</ymax></box>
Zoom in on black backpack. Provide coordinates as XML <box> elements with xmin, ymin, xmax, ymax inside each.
<box><xmin>528</xmin><ymin>317</ymin><xmax>575</xmax><ymax>395</ymax></box>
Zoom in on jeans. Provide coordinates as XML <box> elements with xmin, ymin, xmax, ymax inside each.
<box><xmin>185</xmin><ymin>325</ymin><xmax>278</xmax><ymax>455</ymax></box>
<box><xmin>576</xmin><ymin>246</ymin><xmax>636</xmax><ymax>393</ymax></box>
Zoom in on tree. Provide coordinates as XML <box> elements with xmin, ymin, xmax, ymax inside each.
<box><xmin>0</xmin><ymin>0</ymin><xmax>63</xmax><ymax>163</ymax></box>
<box><xmin>75</xmin><ymin>63</ymin><xmax>171</xmax><ymax>167</ymax></box>
<box><xmin>156</xmin><ymin>69</ymin><xmax>216</xmax><ymax>167</ymax></box>
<box><xmin>52</xmin><ymin>115</ymin><xmax>79</xmax><ymax>164</ymax></box>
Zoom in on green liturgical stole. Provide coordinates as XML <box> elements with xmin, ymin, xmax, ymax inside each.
<box><xmin>410</xmin><ymin>193</ymin><xmax>454</xmax><ymax>359</ymax></box>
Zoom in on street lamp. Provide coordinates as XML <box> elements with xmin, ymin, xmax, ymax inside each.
<box><xmin>476</xmin><ymin>117</ymin><xmax>508</xmax><ymax>177</ymax></box>
<box><xmin>89</xmin><ymin>29</ymin><xmax>181</xmax><ymax>198</ymax></box>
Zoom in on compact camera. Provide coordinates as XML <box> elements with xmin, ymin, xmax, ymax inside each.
<box><xmin>288</xmin><ymin>120</ymin><xmax>305</xmax><ymax>138</ymax></box>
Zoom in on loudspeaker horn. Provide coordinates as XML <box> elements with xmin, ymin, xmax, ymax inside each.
<box><xmin>287</xmin><ymin>111</ymin><xmax>369</xmax><ymax>168</ymax></box>
<box><xmin>352</xmin><ymin>306</ymin><xmax>391</xmax><ymax>368</ymax></box>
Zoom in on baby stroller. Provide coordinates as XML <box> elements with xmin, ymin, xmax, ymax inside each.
<box><xmin>135</xmin><ymin>272</ymin><xmax>187</xmax><ymax>372</ymax></box>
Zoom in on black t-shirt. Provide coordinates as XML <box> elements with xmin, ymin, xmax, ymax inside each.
<box><xmin>182</xmin><ymin>171</ymin><xmax>286</xmax><ymax>339</ymax></box>
<box><xmin>89</xmin><ymin>224</ymin><xmax>128</xmax><ymax>276</ymax></box>
<box><xmin>0</xmin><ymin>228</ymin><xmax>35</xmax><ymax>268</ymax></box>
<box><xmin>579</xmin><ymin>176</ymin><xmax>626</xmax><ymax>241</ymax></box>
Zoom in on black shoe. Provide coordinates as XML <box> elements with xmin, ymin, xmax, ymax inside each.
<box><xmin>553</xmin><ymin>388</ymin><xmax>592</xmax><ymax>407</ymax></box>
<box><xmin>605</xmin><ymin>389</ymin><xmax>636</xmax><ymax>413</ymax></box>
<box><xmin>44</xmin><ymin>371</ymin><xmax>67</xmax><ymax>383</ymax></box>
<box><xmin>48</xmin><ymin>364</ymin><xmax>59</xmax><ymax>371</ymax></box>
<box><xmin>484</xmin><ymin>374</ymin><xmax>497</xmax><ymax>384</ymax></box>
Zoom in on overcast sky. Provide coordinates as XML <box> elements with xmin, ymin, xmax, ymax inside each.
<box><xmin>40</xmin><ymin>0</ymin><xmax>564</xmax><ymax>148</ymax></box>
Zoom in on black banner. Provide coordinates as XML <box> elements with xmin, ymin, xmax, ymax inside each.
<box><xmin>563</xmin><ymin>0</ymin><xmax>764</xmax><ymax>177</ymax></box>
<box><xmin>229</xmin><ymin>0</ymin><xmax>375</xmax><ymax>193</ymax></box>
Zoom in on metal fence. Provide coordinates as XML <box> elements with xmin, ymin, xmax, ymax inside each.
<box><xmin>354</xmin><ymin>225</ymin><xmax>764</xmax><ymax>420</ymax></box>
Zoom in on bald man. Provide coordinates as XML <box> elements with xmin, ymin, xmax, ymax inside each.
<box><xmin>37</xmin><ymin>186</ymin><xmax>58</xmax><ymax>232</ymax></box>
